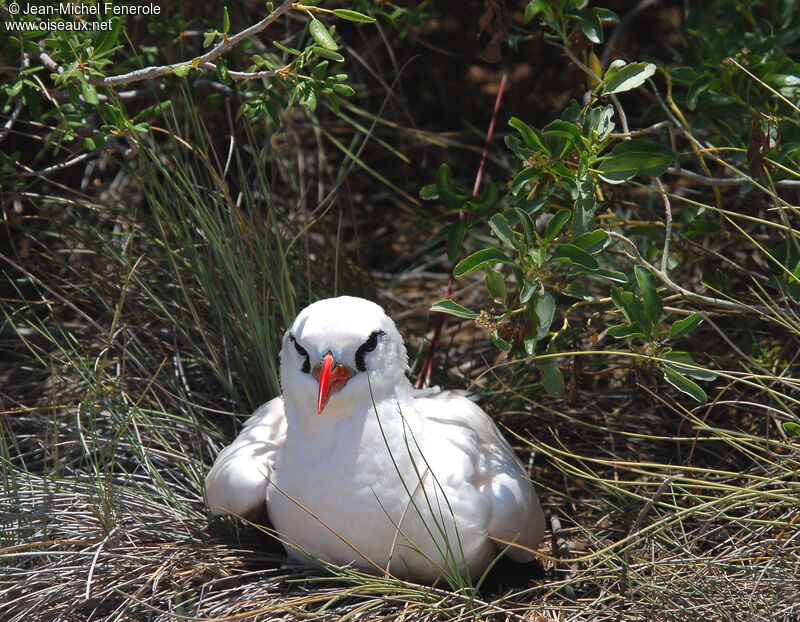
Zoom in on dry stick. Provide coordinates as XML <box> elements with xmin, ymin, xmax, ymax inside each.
<box><xmin>668</xmin><ymin>166</ymin><xmax>800</xmax><ymax>188</ymax></box>
<box><xmin>654</xmin><ymin>177</ymin><xmax>672</xmax><ymax>273</ymax></box>
<box><xmin>549</xmin><ymin>513</ymin><xmax>576</xmax><ymax>601</ymax></box>
<box><xmin>0</xmin><ymin>99</ymin><xmax>23</xmax><ymax>144</ymax></box>
<box><xmin>415</xmin><ymin>73</ymin><xmax>508</xmax><ymax>389</ymax></box>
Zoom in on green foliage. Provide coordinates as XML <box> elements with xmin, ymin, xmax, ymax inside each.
<box><xmin>428</xmin><ymin>0</ymin><xmax>800</xmax><ymax>405</ymax></box>
<box><xmin>0</xmin><ymin>2</ymin><xmax>379</xmax><ymax>157</ymax></box>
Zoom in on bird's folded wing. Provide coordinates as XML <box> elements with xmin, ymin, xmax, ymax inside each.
<box><xmin>205</xmin><ymin>397</ymin><xmax>287</xmax><ymax>518</ymax></box>
<box><xmin>415</xmin><ymin>390</ymin><xmax>545</xmax><ymax>562</ymax></box>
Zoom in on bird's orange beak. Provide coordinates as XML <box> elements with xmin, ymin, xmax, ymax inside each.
<box><xmin>312</xmin><ymin>352</ymin><xmax>355</xmax><ymax>414</ymax></box>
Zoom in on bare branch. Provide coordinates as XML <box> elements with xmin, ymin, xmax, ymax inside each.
<box><xmin>0</xmin><ymin>98</ymin><xmax>23</xmax><ymax>144</ymax></box>
<box><xmin>33</xmin><ymin>1</ymin><xmax>292</xmax><ymax>89</ymax></box>
<box><xmin>607</xmin><ymin>231</ymin><xmax>768</xmax><ymax>314</ymax></box>
<box><xmin>668</xmin><ymin>166</ymin><xmax>800</xmax><ymax>188</ymax></box>
<box><xmin>654</xmin><ymin>177</ymin><xmax>672</xmax><ymax>273</ymax></box>
<box><xmin>101</xmin><ymin>0</ymin><xmax>292</xmax><ymax>87</ymax></box>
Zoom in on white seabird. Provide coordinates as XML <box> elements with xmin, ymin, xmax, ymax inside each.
<box><xmin>205</xmin><ymin>296</ymin><xmax>545</xmax><ymax>581</ymax></box>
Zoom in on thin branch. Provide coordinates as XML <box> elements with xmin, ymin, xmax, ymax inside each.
<box><xmin>549</xmin><ymin>512</ymin><xmax>576</xmax><ymax>601</ymax></box>
<box><xmin>668</xmin><ymin>166</ymin><xmax>800</xmax><ymax>188</ymax></box>
<box><xmin>415</xmin><ymin>73</ymin><xmax>509</xmax><ymax>389</ymax></box>
<box><xmin>0</xmin><ymin>99</ymin><xmax>23</xmax><ymax>144</ymax></box>
<box><xmin>33</xmin><ymin>1</ymin><xmax>292</xmax><ymax>89</ymax></box>
<box><xmin>654</xmin><ymin>177</ymin><xmax>672</xmax><ymax>273</ymax></box>
<box><xmin>609</xmin><ymin>120</ymin><xmax>673</xmax><ymax>138</ymax></box>
<box><xmin>199</xmin><ymin>61</ymin><xmax>280</xmax><ymax>81</ymax></box>
<box><xmin>607</xmin><ymin>231</ymin><xmax>772</xmax><ymax>314</ymax></box>
<box><xmin>102</xmin><ymin>0</ymin><xmax>293</xmax><ymax>87</ymax></box>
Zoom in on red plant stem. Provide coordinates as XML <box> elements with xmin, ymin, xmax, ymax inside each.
<box><xmin>415</xmin><ymin>73</ymin><xmax>509</xmax><ymax>389</ymax></box>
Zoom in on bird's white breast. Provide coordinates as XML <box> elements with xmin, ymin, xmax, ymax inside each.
<box><xmin>266</xmin><ymin>397</ymin><xmax>494</xmax><ymax>581</ymax></box>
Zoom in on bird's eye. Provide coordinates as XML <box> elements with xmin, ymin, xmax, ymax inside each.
<box><xmin>289</xmin><ymin>335</ymin><xmax>310</xmax><ymax>373</ymax></box>
<box><xmin>355</xmin><ymin>330</ymin><xmax>385</xmax><ymax>372</ymax></box>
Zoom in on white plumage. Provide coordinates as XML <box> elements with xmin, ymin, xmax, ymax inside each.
<box><xmin>205</xmin><ymin>296</ymin><xmax>545</xmax><ymax>581</ymax></box>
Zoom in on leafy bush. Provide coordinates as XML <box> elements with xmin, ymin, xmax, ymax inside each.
<box><xmin>427</xmin><ymin>0</ymin><xmax>800</xmax><ymax>422</ymax></box>
<box><xmin>1</xmin><ymin>0</ymin><xmax>375</xmax><ymax>166</ymax></box>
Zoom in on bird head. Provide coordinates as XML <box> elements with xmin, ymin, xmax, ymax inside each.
<box><xmin>279</xmin><ymin>297</ymin><xmax>410</xmax><ymax>417</ymax></box>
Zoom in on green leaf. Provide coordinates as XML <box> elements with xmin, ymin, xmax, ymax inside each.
<box><xmin>511</xmin><ymin>167</ymin><xmax>541</xmax><ymax>196</ymax></box>
<box><xmin>420</xmin><ymin>184</ymin><xmax>438</xmax><ymax>200</ymax></box>
<box><xmin>635</xmin><ymin>265</ymin><xmax>662</xmax><ymax>326</ymax></box>
<box><xmin>222</xmin><ymin>6</ymin><xmax>230</xmax><ymax>32</ymax></box>
<box><xmin>537</xmin><ymin>355</ymin><xmax>564</xmax><ymax>397</ymax></box>
<box><xmin>586</xmin><ymin>104</ymin><xmax>615</xmax><ymax>141</ymax></box>
<box><xmin>579</xmin><ymin>267</ymin><xmax>628</xmax><ymax>283</ymax></box>
<box><xmin>597</xmin><ymin>139</ymin><xmax>675</xmax><ymax>183</ymax></box>
<box><xmin>533</xmin><ymin>290</ymin><xmax>556</xmax><ymax>339</ymax></box>
<box><xmin>475</xmin><ymin>182</ymin><xmax>501</xmax><ymax>217</ymax></box>
<box><xmin>436</xmin><ymin>163</ymin><xmax>468</xmax><ymax>209</ymax></box>
<box><xmin>453</xmin><ymin>248</ymin><xmax>514</xmax><ymax>276</ymax></box>
<box><xmin>302</xmin><ymin>88</ymin><xmax>317</xmax><ymax>112</ymax></box>
<box><xmin>5</xmin><ymin>81</ymin><xmax>23</xmax><ymax>98</ymax></box>
<box><xmin>514</xmin><ymin>207</ymin><xmax>537</xmax><ymax>243</ymax></box>
<box><xmin>573</xmin><ymin>229</ymin><xmax>610</xmax><ymax>255</ymax></box>
<box><xmin>663</xmin><ymin>350</ymin><xmax>716</xmax><ymax>381</ymax></box>
<box><xmin>203</xmin><ymin>31</ymin><xmax>218</xmax><ymax>48</ymax></box>
<box><xmin>543</xmin><ymin>119</ymin><xmax>581</xmax><ymax>143</ymax></box>
<box><xmin>311</xmin><ymin>60</ymin><xmax>329</xmax><ymax>80</ymax></box>
<box><xmin>510</xmin><ymin>116</ymin><xmax>548</xmax><ymax>152</ymax></box>
<box><xmin>579</xmin><ymin>9</ymin><xmax>604</xmax><ymax>43</ymax></box>
<box><xmin>484</xmin><ymin>266</ymin><xmax>507</xmax><ymax>302</ymax></box>
<box><xmin>95</xmin><ymin>17</ymin><xmax>121</xmax><ymax>55</ymax></box>
<box><xmin>489</xmin><ymin>213</ymin><xmax>522</xmax><ymax>251</ymax></box>
<box><xmin>84</xmin><ymin>134</ymin><xmax>107</xmax><ymax>150</ymax></box>
<box><xmin>332</xmin><ymin>9</ymin><xmax>376</xmax><ymax>23</ymax></box>
<box><xmin>520</xmin><ymin>280</ymin><xmax>539</xmax><ymax>304</ymax></box>
<box><xmin>602</xmin><ymin>61</ymin><xmax>657</xmax><ymax>95</ymax></box>
<box><xmin>446</xmin><ymin>220</ymin><xmax>467</xmax><ymax>263</ymax></box>
<box><xmin>608</xmin><ymin>324</ymin><xmax>647</xmax><ymax>339</ymax></box>
<box><xmin>784</xmin><ymin>421</ymin><xmax>800</xmax><ymax>436</ymax></box>
<box><xmin>274</xmin><ymin>40</ymin><xmax>302</xmax><ymax>55</ymax></box>
<box><xmin>572</xmin><ymin>174</ymin><xmax>596</xmax><ymax>237</ymax></box>
<box><xmin>611</xmin><ymin>287</ymin><xmax>652</xmax><ymax>336</ymax></box>
<box><xmin>81</xmin><ymin>81</ymin><xmax>99</xmax><ymax>105</ymax></box>
<box><xmin>663</xmin><ymin>367</ymin><xmax>707</xmax><ymax>403</ymax></box>
<box><xmin>311</xmin><ymin>46</ymin><xmax>345</xmax><ymax>62</ymax></box>
<box><xmin>550</xmin><ymin>244</ymin><xmax>599</xmax><ymax>269</ymax></box>
<box><xmin>524</xmin><ymin>0</ymin><xmax>548</xmax><ymax>23</ymax></box>
<box><xmin>216</xmin><ymin>60</ymin><xmax>231</xmax><ymax>85</ymax></box>
<box><xmin>424</xmin><ymin>226</ymin><xmax>448</xmax><ymax>249</ymax></box>
<box><xmin>545</xmin><ymin>210</ymin><xmax>570</xmax><ymax>241</ymax></box>
<box><xmin>171</xmin><ymin>63</ymin><xmax>192</xmax><ymax>78</ymax></box>
<box><xmin>666</xmin><ymin>312</ymin><xmax>704</xmax><ymax>341</ymax></box>
<box><xmin>430</xmin><ymin>299</ymin><xmax>477</xmax><ymax>320</ymax></box>
<box><xmin>310</xmin><ymin>19</ymin><xmax>338</xmax><ymax>50</ymax></box>
<box><xmin>331</xmin><ymin>83</ymin><xmax>355</xmax><ymax>96</ymax></box>
<box><xmin>492</xmin><ymin>327</ymin><xmax>512</xmax><ymax>351</ymax></box>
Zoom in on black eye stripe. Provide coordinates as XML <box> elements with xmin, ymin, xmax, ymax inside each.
<box><xmin>289</xmin><ymin>335</ymin><xmax>310</xmax><ymax>374</ymax></box>
<box><xmin>355</xmin><ymin>330</ymin><xmax>385</xmax><ymax>372</ymax></box>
